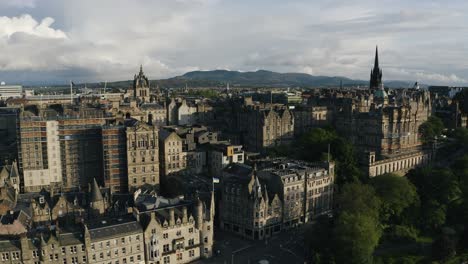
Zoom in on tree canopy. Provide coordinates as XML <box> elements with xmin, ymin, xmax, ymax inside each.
<box><xmin>419</xmin><ymin>116</ymin><xmax>444</xmax><ymax>143</ymax></box>
<box><xmin>371</xmin><ymin>174</ymin><xmax>419</xmax><ymax>223</ymax></box>
<box><xmin>333</xmin><ymin>212</ymin><xmax>382</xmax><ymax>264</ymax></box>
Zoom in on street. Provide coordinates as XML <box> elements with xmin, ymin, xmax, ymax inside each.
<box><xmin>196</xmin><ymin>227</ymin><xmax>306</xmax><ymax>264</ymax></box>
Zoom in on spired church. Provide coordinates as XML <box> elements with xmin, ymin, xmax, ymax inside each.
<box><xmin>335</xmin><ymin>46</ymin><xmax>434</xmax><ymax>177</ymax></box>
<box><xmin>133</xmin><ymin>65</ymin><xmax>151</xmax><ymax>103</ymax></box>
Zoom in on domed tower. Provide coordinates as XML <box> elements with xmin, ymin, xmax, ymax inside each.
<box><xmin>133</xmin><ymin>65</ymin><xmax>150</xmax><ymax>103</ymax></box>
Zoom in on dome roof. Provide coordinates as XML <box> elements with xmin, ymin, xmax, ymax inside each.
<box><xmin>374</xmin><ymin>89</ymin><xmax>388</xmax><ymax>99</ymax></box>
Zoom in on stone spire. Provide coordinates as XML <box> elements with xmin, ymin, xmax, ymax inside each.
<box><xmin>90</xmin><ymin>178</ymin><xmax>103</xmax><ymax>203</ymax></box>
<box><xmin>374</xmin><ymin>46</ymin><xmax>379</xmax><ymax>69</ymax></box>
<box><xmin>370</xmin><ymin>46</ymin><xmax>383</xmax><ymax>91</ymax></box>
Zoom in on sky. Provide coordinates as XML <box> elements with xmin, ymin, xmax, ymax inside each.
<box><xmin>0</xmin><ymin>0</ymin><xmax>467</xmax><ymax>85</ymax></box>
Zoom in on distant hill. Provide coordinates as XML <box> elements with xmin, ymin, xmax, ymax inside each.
<box><xmin>167</xmin><ymin>70</ymin><xmax>414</xmax><ymax>88</ymax></box>
<box><xmin>177</xmin><ymin>70</ymin><xmax>363</xmax><ymax>87</ymax></box>
<box><xmin>72</xmin><ymin>69</ymin><xmax>416</xmax><ymax>89</ymax></box>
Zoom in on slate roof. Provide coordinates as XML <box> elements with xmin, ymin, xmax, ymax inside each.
<box><xmin>0</xmin><ymin>240</ymin><xmax>20</xmax><ymax>251</ymax></box>
<box><xmin>88</xmin><ymin>217</ymin><xmax>142</xmax><ymax>241</ymax></box>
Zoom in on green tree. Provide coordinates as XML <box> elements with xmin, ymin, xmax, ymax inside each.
<box><xmin>371</xmin><ymin>174</ymin><xmax>419</xmax><ymax>222</ymax></box>
<box><xmin>408</xmin><ymin>168</ymin><xmax>461</xmax><ymax>205</ymax></box>
<box><xmin>453</xmin><ymin>128</ymin><xmax>468</xmax><ymax>149</ymax></box>
<box><xmin>419</xmin><ymin>116</ymin><xmax>444</xmax><ymax>143</ymax></box>
<box><xmin>422</xmin><ymin>200</ymin><xmax>447</xmax><ymax>231</ymax></box>
<box><xmin>335</xmin><ymin>183</ymin><xmax>381</xmax><ymax>220</ymax></box>
<box><xmin>305</xmin><ymin>215</ymin><xmax>334</xmax><ymax>262</ymax></box>
<box><xmin>294</xmin><ymin>128</ymin><xmax>364</xmax><ymax>185</ymax></box>
<box><xmin>432</xmin><ymin>227</ymin><xmax>457</xmax><ymax>261</ymax></box>
<box><xmin>333</xmin><ymin>212</ymin><xmax>382</xmax><ymax>264</ymax></box>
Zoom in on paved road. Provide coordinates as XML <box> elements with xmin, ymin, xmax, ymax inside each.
<box><xmin>196</xmin><ymin>228</ymin><xmax>306</xmax><ymax>264</ymax></box>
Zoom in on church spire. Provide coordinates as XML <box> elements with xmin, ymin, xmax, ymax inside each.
<box><xmin>374</xmin><ymin>46</ymin><xmax>379</xmax><ymax>69</ymax></box>
<box><xmin>370</xmin><ymin>45</ymin><xmax>382</xmax><ymax>91</ymax></box>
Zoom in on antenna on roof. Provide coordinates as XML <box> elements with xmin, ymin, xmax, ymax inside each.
<box><xmin>69</xmin><ymin>80</ymin><xmax>73</xmax><ymax>104</ymax></box>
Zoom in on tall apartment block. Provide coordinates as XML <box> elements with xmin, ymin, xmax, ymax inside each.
<box><xmin>17</xmin><ymin>119</ymin><xmax>62</xmax><ymax>192</ymax></box>
<box><xmin>59</xmin><ymin>118</ymin><xmax>106</xmax><ymax>191</ymax></box>
<box><xmin>17</xmin><ymin>117</ymin><xmax>106</xmax><ymax>192</ymax></box>
<box><xmin>102</xmin><ymin>124</ymin><xmax>128</xmax><ymax>193</ymax></box>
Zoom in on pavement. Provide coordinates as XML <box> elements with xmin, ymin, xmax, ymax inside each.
<box><xmin>195</xmin><ymin>227</ymin><xmax>306</xmax><ymax>264</ymax></box>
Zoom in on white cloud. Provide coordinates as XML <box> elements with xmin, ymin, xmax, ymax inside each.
<box><xmin>0</xmin><ymin>14</ymin><xmax>67</xmax><ymax>39</ymax></box>
<box><xmin>0</xmin><ymin>0</ymin><xmax>467</xmax><ymax>85</ymax></box>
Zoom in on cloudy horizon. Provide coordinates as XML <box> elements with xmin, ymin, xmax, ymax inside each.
<box><xmin>0</xmin><ymin>0</ymin><xmax>467</xmax><ymax>86</ymax></box>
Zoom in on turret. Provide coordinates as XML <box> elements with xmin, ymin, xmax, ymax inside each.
<box><xmin>89</xmin><ymin>178</ymin><xmax>106</xmax><ymax>216</ymax></box>
<box><xmin>20</xmin><ymin>235</ymin><xmax>31</xmax><ymax>263</ymax></box>
<box><xmin>83</xmin><ymin>224</ymin><xmax>92</xmax><ymax>258</ymax></box>
<box><xmin>182</xmin><ymin>206</ymin><xmax>188</xmax><ymax>223</ymax></box>
<box><xmin>195</xmin><ymin>197</ymin><xmax>204</xmax><ymax>230</ymax></box>
<box><xmin>169</xmin><ymin>208</ymin><xmax>175</xmax><ymax>226</ymax></box>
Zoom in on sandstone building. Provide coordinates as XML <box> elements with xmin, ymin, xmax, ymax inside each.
<box><xmin>221</xmin><ymin>159</ymin><xmax>334</xmax><ymax>240</ymax></box>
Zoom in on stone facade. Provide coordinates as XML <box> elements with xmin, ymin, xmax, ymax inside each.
<box><xmin>293</xmin><ymin>105</ymin><xmax>332</xmax><ymax>135</ymax></box>
<box><xmin>238</xmin><ymin>106</ymin><xmax>294</xmax><ymax>153</ymax></box>
<box><xmin>221</xmin><ymin>160</ymin><xmax>334</xmax><ymax>240</ymax></box>
<box><xmin>159</xmin><ymin>129</ymin><xmax>187</xmax><ymax>178</ymax></box>
<box><xmin>0</xmin><ymin>194</ymin><xmax>215</xmax><ymax>264</ymax></box>
<box><xmin>126</xmin><ymin>121</ymin><xmax>160</xmax><ymax>191</ymax></box>
<box><xmin>136</xmin><ymin>194</ymin><xmax>215</xmax><ymax>264</ymax></box>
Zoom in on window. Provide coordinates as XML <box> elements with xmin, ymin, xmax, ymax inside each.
<box><xmin>189</xmin><ymin>228</ymin><xmax>193</xmax><ymax>233</ymax></box>
<box><xmin>163</xmin><ymin>233</ymin><xmax>168</xmax><ymax>239</ymax></box>
<box><xmin>177</xmin><ymin>253</ymin><xmax>182</xmax><ymax>260</ymax></box>
<box><xmin>189</xmin><ymin>250</ymin><xmax>195</xmax><ymax>257</ymax></box>
<box><xmin>163</xmin><ymin>256</ymin><xmax>170</xmax><ymax>264</ymax></box>
<box><xmin>163</xmin><ymin>244</ymin><xmax>170</xmax><ymax>253</ymax></box>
